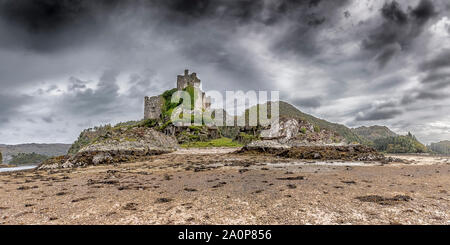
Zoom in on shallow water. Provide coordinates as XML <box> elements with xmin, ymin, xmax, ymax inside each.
<box><xmin>0</xmin><ymin>165</ymin><xmax>37</xmax><ymax>173</ymax></box>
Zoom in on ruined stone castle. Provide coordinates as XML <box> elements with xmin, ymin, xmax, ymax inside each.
<box><xmin>144</xmin><ymin>70</ymin><xmax>211</xmax><ymax>120</ymax></box>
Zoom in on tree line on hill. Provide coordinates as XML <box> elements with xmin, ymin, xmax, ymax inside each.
<box><xmin>372</xmin><ymin>132</ymin><xmax>428</xmax><ymax>153</ymax></box>
<box><xmin>8</xmin><ymin>152</ymin><xmax>49</xmax><ymax>166</ymax></box>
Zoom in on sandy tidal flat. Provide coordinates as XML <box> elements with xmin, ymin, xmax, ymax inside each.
<box><xmin>0</xmin><ymin>149</ymin><xmax>449</xmax><ymax>225</ymax></box>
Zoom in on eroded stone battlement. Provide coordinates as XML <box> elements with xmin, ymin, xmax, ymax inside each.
<box><xmin>177</xmin><ymin>69</ymin><xmax>201</xmax><ymax>90</ymax></box>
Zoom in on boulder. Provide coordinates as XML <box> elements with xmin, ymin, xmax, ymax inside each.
<box><xmin>260</xmin><ymin>119</ymin><xmax>299</xmax><ymax>143</ymax></box>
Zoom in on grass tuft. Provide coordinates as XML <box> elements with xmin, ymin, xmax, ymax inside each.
<box><xmin>181</xmin><ymin>137</ymin><xmax>243</xmax><ymax>148</ymax></box>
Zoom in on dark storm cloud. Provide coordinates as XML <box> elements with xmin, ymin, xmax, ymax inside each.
<box><xmin>1</xmin><ymin>0</ymin><xmax>450</xmax><ymax>144</ymax></box>
<box><xmin>401</xmin><ymin>91</ymin><xmax>448</xmax><ymax>106</ymax></box>
<box><xmin>416</xmin><ymin>91</ymin><xmax>447</xmax><ymax>100</ymax></box>
<box><xmin>419</xmin><ymin>49</ymin><xmax>450</xmax><ymax>72</ymax></box>
<box><xmin>125</xmin><ymin>69</ymin><xmax>164</xmax><ymax>100</ymax></box>
<box><xmin>0</xmin><ymin>93</ymin><xmax>32</xmax><ymax>126</ymax></box>
<box><xmin>41</xmin><ymin>115</ymin><xmax>54</xmax><ymax>123</ymax></box>
<box><xmin>60</xmin><ymin>69</ymin><xmax>121</xmax><ymax>116</ymax></box>
<box><xmin>422</xmin><ymin>72</ymin><xmax>450</xmax><ymax>84</ymax></box>
<box><xmin>374</xmin><ymin>43</ymin><xmax>401</xmax><ymax>68</ymax></box>
<box><xmin>0</xmin><ymin>0</ymin><xmax>350</xmax><ymax>55</ymax></box>
<box><xmin>411</xmin><ymin>0</ymin><xmax>437</xmax><ymax>21</ymax></box>
<box><xmin>155</xmin><ymin>0</ymin><xmax>265</xmax><ymax>24</ymax></box>
<box><xmin>68</xmin><ymin>77</ymin><xmax>87</xmax><ymax>91</ymax></box>
<box><xmin>354</xmin><ymin>99</ymin><xmax>404</xmax><ymax>122</ymax></box>
<box><xmin>0</xmin><ymin>0</ymin><xmax>121</xmax><ymax>52</ymax></box>
<box><xmin>410</xmin><ymin>49</ymin><xmax>450</xmax><ymax>102</ymax></box>
<box><xmin>269</xmin><ymin>0</ymin><xmax>350</xmax><ymax>56</ymax></box>
<box><xmin>143</xmin><ymin>0</ymin><xmax>351</xmax><ymax>90</ymax></box>
<box><xmin>376</xmin><ymin>100</ymin><xmax>398</xmax><ymax>110</ymax></box>
<box><xmin>355</xmin><ymin>108</ymin><xmax>403</xmax><ymax>121</ymax></box>
<box><xmin>0</xmin><ymin>0</ymin><xmax>352</xmax><ymax>93</ymax></box>
<box><xmin>362</xmin><ymin>0</ymin><xmax>437</xmax><ymax>67</ymax></box>
<box><xmin>155</xmin><ymin>0</ymin><xmax>338</xmax><ymax>27</ymax></box>
<box><xmin>293</xmin><ymin>96</ymin><xmax>322</xmax><ymax>109</ymax></box>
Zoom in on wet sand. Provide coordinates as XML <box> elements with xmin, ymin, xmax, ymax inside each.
<box><xmin>0</xmin><ymin>149</ymin><xmax>449</xmax><ymax>224</ymax></box>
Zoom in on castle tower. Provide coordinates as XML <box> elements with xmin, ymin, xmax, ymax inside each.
<box><xmin>144</xmin><ymin>95</ymin><xmax>163</xmax><ymax>120</ymax></box>
<box><xmin>146</xmin><ymin>69</ymin><xmax>209</xmax><ymax>120</ymax></box>
<box><xmin>177</xmin><ymin>69</ymin><xmax>201</xmax><ymax>90</ymax></box>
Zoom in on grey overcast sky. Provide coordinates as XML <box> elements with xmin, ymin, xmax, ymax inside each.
<box><xmin>0</xmin><ymin>0</ymin><xmax>449</xmax><ymax>144</ymax></box>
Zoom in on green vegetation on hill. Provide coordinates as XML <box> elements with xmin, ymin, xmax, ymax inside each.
<box><xmin>160</xmin><ymin>86</ymin><xmax>213</xmax><ymax>125</ymax></box>
<box><xmin>10</xmin><ymin>152</ymin><xmax>49</xmax><ymax>165</ymax></box>
<box><xmin>68</xmin><ymin>119</ymin><xmax>158</xmax><ymax>155</ymax></box>
<box><xmin>0</xmin><ymin>143</ymin><xmax>71</xmax><ymax>164</ymax></box>
<box><xmin>428</xmin><ymin>141</ymin><xmax>450</xmax><ymax>155</ymax></box>
<box><xmin>161</xmin><ymin>88</ymin><xmax>182</xmax><ymax>121</ymax></box>
<box><xmin>180</xmin><ymin>137</ymin><xmax>243</xmax><ymax>148</ymax></box>
<box><xmin>352</xmin><ymin>125</ymin><xmax>398</xmax><ymax>142</ymax></box>
<box><xmin>352</xmin><ymin>125</ymin><xmax>429</xmax><ymax>153</ymax></box>
<box><xmin>68</xmin><ymin>124</ymin><xmax>114</xmax><ymax>155</ymax></box>
<box><xmin>373</xmin><ymin>132</ymin><xmax>428</xmax><ymax>153</ymax></box>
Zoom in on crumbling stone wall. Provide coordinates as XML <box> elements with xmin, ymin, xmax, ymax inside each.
<box><xmin>144</xmin><ymin>95</ymin><xmax>163</xmax><ymax>120</ymax></box>
<box><xmin>177</xmin><ymin>69</ymin><xmax>201</xmax><ymax>90</ymax></box>
<box><xmin>203</xmin><ymin>92</ymin><xmax>211</xmax><ymax>109</ymax></box>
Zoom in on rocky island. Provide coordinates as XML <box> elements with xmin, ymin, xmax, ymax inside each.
<box><xmin>0</xmin><ymin>71</ymin><xmax>448</xmax><ymax>225</ymax></box>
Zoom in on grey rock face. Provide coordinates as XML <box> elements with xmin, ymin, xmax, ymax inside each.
<box><xmin>258</xmin><ymin>118</ymin><xmax>344</xmax><ymax>147</ymax></box>
<box><xmin>260</xmin><ymin>119</ymin><xmax>299</xmax><ymax>143</ymax></box>
<box><xmin>245</xmin><ymin>140</ymin><xmax>291</xmax><ymax>150</ymax></box>
<box><xmin>39</xmin><ymin>128</ymin><xmax>179</xmax><ymax>169</ymax></box>
<box><xmin>92</xmin><ymin>153</ymin><xmax>113</xmax><ymax>165</ymax></box>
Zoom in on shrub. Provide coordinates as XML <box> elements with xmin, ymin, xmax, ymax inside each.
<box><xmin>181</xmin><ymin>137</ymin><xmax>243</xmax><ymax>148</ymax></box>
<box><xmin>138</xmin><ymin>119</ymin><xmax>158</xmax><ymax>128</ymax></box>
<box><xmin>237</xmin><ymin>132</ymin><xmax>259</xmax><ymax>145</ymax></box>
<box><xmin>314</xmin><ymin>125</ymin><xmax>320</xmax><ymax>133</ymax></box>
<box><xmin>161</xmin><ymin>88</ymin><xmax>182</xmax><ymax>120</ymax></box>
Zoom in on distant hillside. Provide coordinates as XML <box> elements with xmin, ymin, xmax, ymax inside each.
<box><xmin>242</xmin><ymin>101</ymin><xmax>363</xmax><ymax>143</ymax></box>
<box><xmin>373</xmin><ymin>132</ymin><xmax>428</xmax><ymax>153</ymax></box>
<box><xmin>276</xmin><ymin>101</ymin><xmax>363</xmax><ymax>143</ymax></box>
<box><xmin>428</xmin><ymin>141</ymin><xmax>450</xmax><ymax>155</ymax></box>
<box><xmin>352</xmin><ymin>125</ymin><xmax>398</xmax><ymax>142</ymax></box>
<box><xmin>0</xmin><ymin>143</ymin><xmax>71</xmax><ymax>163</ymax></box>
<box><xmin>351</xmin><ymin>125</ymin><xmax>428</xmax><ymax>153</ymax></box>
<box><xmin>9</xmin><ymin>153</ymin><xmax>50</xmax><ymax>166</ymax></box>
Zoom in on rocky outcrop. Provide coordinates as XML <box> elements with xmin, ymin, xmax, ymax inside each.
<box><xmin>258</xmin><ymin>118</ymin><xmax>344</xmax><ymax>146</ymax></box>
<box><xmin>239</xmin><ymin>140</ymin><xmax>291</xmax><ymax>154</ymax></box>
<box><xmin>277</xmin><ymin>145</ymin><xmax>386</xmax><ymax>161</ymax></box>
<box><xmin>238</xmin><ymin>144</ymin><xmax>386</xmax><ymax>162</ymax></box>
<box><xmin>38</xmin><ymin>128</ymin><xmax>178</xmax><ymax>169</ymax></box>
<box><xmin>239</xmin><ymin>118</ymin><xmax>386</xmax><ymax>162</ymax></box>
<box><xmin>260</xmin><ymin>118</ymin><xmax>300</xmax><ymax>143</ymax></box>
